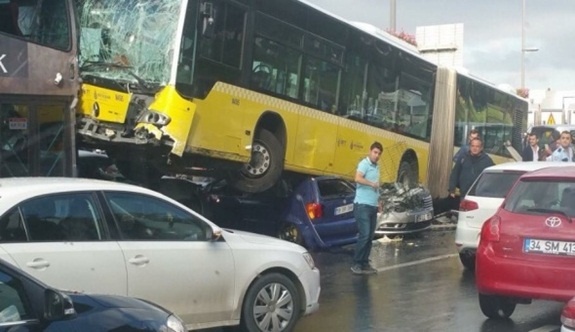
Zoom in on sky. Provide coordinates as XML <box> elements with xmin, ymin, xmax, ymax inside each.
<box><xmin>305</xmin><ymin>0</ymin><xmax>575</xmax><ymax>92</ymax></box>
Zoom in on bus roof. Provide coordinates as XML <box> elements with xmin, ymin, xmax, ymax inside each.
<box><xmin>297</xmin><ymin>0</ymin><xmax>432</xmax><ymax>63</ymax></box>
<box><xmin>297</xmin><ymin>0</ymin><xmax>523</xmax><ymax>100</ymax></box>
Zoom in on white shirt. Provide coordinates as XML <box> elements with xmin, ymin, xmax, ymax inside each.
<box><xmin>531</xmin><ymin>145</ymin><xmax>539</xmax><ymax>161</ymax></box>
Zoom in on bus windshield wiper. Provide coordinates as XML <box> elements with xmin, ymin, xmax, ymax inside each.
<box><xmin>80</xmin><ymin>61</ymin><xmax>152</xmax><ymax>93</ymax></box>
<box><xmin>526</xmin><ymin>208</ymin><xmax>572</xmax><ymax>222</ymax></box>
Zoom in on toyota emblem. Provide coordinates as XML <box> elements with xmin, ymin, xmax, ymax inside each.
<box><xmin>545</xmin><ymin>216</ymin><xmax>562</xmax><ymax>228</ymax></box>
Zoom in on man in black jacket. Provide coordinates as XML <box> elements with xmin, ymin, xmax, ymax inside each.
<box><xmin>449</xmin><ymin>138</ymin><xmax>495</xmax><ymax>199</ymax></box>
<box><xmin>521</xmin><ymin>133</ymin><xmax>540</xmax><ymax>161</ymax></box>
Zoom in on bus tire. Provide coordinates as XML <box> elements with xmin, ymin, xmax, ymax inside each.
<box><xmin>397</xmin><ymin>160</ymin><xmax>417</xmax><ymax>189</ymax></box>
<box><xmin>230</xmin><ymin>129</ymin><xmax>284</xmax><ymax>193</ymax></box>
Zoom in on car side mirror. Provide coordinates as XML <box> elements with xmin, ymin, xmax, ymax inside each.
<box><xmin>209</xmin><ymin>225</ymin><xmax>222</xmax><ymax>241</ymax></box>
<box><xmin>44</xmin><ymin>289</ymin><xmax>75</xmax><ymax>321</ymax></box>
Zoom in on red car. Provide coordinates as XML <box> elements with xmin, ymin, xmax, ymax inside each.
<box><xmin>562</xmin><ymin>297</ymin><xmax>575</xmax><ymax>332</ymax></box>
<box><xmin>476</xmin><ymin>166</ymin><xmax>575</xmax><ymax>319</ymax></box>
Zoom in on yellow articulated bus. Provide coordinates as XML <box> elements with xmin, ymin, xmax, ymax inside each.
<box><xmin>75</xmin><ymin>0</ymin><xmax>527</xmax><ymax>196</ymax></box>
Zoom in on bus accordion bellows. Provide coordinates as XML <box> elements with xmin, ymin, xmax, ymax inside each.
<box><xmin>74</xmin><ymin>0</ymin><xmax>527</xmax><ymax>197</ymax></box>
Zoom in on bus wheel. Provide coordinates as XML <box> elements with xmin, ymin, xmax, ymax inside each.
<box><xmin>397</xmin><ymin>161</ymin><xmax>417</xmax><ymax>189</ymax></box>
<box><xmin>230</xmin><ymin>129</ymin><xmax>284</xmax><ymax>193</ymax></box>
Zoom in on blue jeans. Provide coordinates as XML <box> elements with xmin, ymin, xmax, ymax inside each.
<box><xmin>353</xmin><ymin>203</ymin><xmax>378</xmax><ymax>266</ymax></box>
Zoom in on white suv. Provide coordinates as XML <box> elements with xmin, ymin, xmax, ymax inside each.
<box><xmin>455</xmin><ymin>161</ymin><xmax>572</xmax><ymax>270</ymax></box>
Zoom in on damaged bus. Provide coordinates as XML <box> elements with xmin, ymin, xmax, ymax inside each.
<box><xmin>0</xmin><ymin>0</ymin><xmax>79</xmax><ymax>178</ymax></box>
<box><xmin>75</xmin><ymin>0</ymin><xmax>527</xmax><ymax>196</ymax></box>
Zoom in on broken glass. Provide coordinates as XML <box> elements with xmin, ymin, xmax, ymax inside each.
<box><xmin>77</xmin><ymin>0</ymin><xmax>183</xmax><ymax>86</ymax></box>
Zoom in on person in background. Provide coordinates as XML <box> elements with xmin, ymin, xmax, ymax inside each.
<box><xmin>521</xmin><ymin>133</ymin><xmax>540</xmax><ymax>161</ymax></box>
<box><xmin>546</xmin><ymin>130</ymin><xmax>574</xmax><ymax>162</ymax></box>
<box><xmin>351</xmin><ymin>141</ymin><xmax>383</xmax><ymax>275</ymax></box>
<box><xmin>453</xmin><ymin>129</ymin><xmax>480</xmax><ymax>163</ymax></box>
<box><xmin>448</xmin><ymin>138</ymin><xmax>495</xmax><ymax>200</ymax></box>
<box><xmin>541</xmin><ymin>130</ymin><xmax>561</xmax><ymax>160</ymax></box>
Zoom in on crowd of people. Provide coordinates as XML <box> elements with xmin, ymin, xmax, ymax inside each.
<box><xmin>453</xmin><ymin>128</ymin><xmax>575</xmax><ymax>198</ymax></box>
<box><xmin>351</xmin><ymin>128</ymin><xmax>575</xmax><ymax>275</ymax></box>
<box><xmin>522</xmin><ymin>130</ymin><xmax>575</xmax><ymax>162</ymax></box>
<box><xmin>437</xmin><ymin>127</ymin><xmax>575</xmax><ymax>216</ymax></box>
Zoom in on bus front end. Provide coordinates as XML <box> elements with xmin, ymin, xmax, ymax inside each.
<box><xmin>76</xmin><ymin>0</ymin><xmax>193</xmax><ymax>180</ymax></box>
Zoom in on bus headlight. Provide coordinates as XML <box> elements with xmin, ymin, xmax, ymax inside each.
<box><xmin>137</xmin><ymin>110</ymin><xmax>171</xmax><ymax>126</ymax></box>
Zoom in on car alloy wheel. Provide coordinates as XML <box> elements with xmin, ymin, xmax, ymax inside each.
<box><xmin>242</xmin><ymin>273</ymin><xmax>301</xmax><ymax>332</ymax></box>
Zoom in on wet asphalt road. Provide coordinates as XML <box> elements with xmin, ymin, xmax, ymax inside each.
<box><xmin>202</xmin><ymin>228</ymin><xmax>565</xmax><ymax>332</ymax></box>
<box><xmin>295</xmin><ymin>229</ymin><xmax>564</xmax><ymax>332</ymax></box>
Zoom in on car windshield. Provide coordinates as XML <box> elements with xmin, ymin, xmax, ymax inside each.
<box><xmin>467</xmin><ymin>171</ymin><xmax>525</xmax><ymax>198</ymax></box>
<box><xmin>76</xmin><ymin>0</ymin><xmax>182</xmax><ymax>86</ymax></box>
<box><xmin>504</xmin><ymin>179</ymin><xmax>575</xmax><ymax>217</ymax></box>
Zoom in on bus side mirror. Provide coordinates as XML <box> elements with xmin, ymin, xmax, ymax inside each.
<box><xmin>200</xmin><ymin>2</ymin><xmax>216</xmax><ymax>38</ymax></box>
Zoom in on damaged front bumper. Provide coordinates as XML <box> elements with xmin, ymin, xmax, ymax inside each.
<box><xmin>375</xmin><ymin>208</ymin><xmax>434</xmax><ymax>235</ymax></box>
<box><xmin>77</xmin><ymin>84</ymin><xmax>194</xmax><ymax>157</ymax></box>
<box><xmin>375</xmin><ymin>183</ymin><xmax>434</xmax><ymax>235</ymax></box>
<box><xmin>78</xmin><ymin>117</ymin><xmax>166</xmax><ymax>146</ymax></box>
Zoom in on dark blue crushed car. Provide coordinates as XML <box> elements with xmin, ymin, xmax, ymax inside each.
<box><xmin>159</xmin><ymin>175</ymin><xmax>434</xmax><ymax>250</ymax></box>
<box><xmin>159</xmin><ymin>175</ymin><xmax>359</xmax><ymax>251</ymax></box>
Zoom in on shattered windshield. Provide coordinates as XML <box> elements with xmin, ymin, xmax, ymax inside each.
<box><xmin>77</xmin><ymin>0</ymin><xmax>183</xmax><ymax>86</ymax></box>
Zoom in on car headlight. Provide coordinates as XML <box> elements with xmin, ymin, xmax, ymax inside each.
<box><xmin>303</xmin><ymin>252</ymin><xmax>316</xmax><ymax>270</ymax></box>
<box><xmin>164</xmin><ymin>314</ymin><xmax>186</xmax><ymax>332</ymax></box>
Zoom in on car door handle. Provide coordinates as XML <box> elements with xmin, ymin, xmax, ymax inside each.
<box><xmin>128</xmin><ymin>255</ymin><xmax>150</xmax><ymax>266</ymax></box>
<box><xmin>26</xmin><ymin>259</ymin><xmax>50</xmax><ymax>269</ymax></box>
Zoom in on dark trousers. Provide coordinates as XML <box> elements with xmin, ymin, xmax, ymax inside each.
<box><xmin>353</xmin><ymin>204</ymin><xmax>378</xmax><ymax>266</ymax></box>
<box><xmin>433</xmin><ymin>195</ymin><xmax>461</xmax><ymax>216</ymax></box>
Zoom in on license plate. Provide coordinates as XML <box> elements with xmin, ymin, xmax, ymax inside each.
<box><xmin>524</xmin><ymin>238</ymin><xmax>575</xmax><ymax>256</ymax></box>
<box><xmin>335</xmin><ymin>203</ymin><xmax>354</xmax><ymax>216</ymax></box>
<box><xmin>415</xmin><ymin>212</ymin><xmax>432</xmax><ymax>222</ymax></box>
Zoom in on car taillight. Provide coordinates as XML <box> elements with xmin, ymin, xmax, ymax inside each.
<box><xmin>562</xmin><ymin>300</ymin><xmax>575</xmax><ymax>328</ymax></box>
<box><xmin>483</xmin><ymin>215</ymin><xmax>501</xmax><ymax>242</ymax></box>
<box><xmin>306</xmin><ymin>203</ymin><xmax>323</xmax><ymax>220</ymax></box>
<box><xmin>460</xmin><ymin>199</ymin><xmax>478</xmax><ymax>211</ymax></box>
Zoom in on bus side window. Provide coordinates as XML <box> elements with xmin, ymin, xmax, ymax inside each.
<box><xmin>0</xmin><ymin>2</ymin><xmax>22</xmax><ymax>36</ymax></box>
<box><xmin>198</xmin><ymin>1</ymin><xmax>245</xmax><ymax>69</ymax></box>
<box><xmin>32</xmin><ymin>0</ymin><xmax>71</xmax><ymax>50</ymax></box>
<box><xmin>302</xmin><ymin>57</ymin><xmax>339</xmax><ymax>113</ymax></box>
<box><xmin>250</xmin><ymin>37</ymin><xmax>300</xmax><ymax>99</ymax></box>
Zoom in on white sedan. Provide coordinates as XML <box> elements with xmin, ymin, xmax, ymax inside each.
<box><xmin>0</xmin><ymin>178</ymin><xmax>320</xmax><ymax>331</ymax></box>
